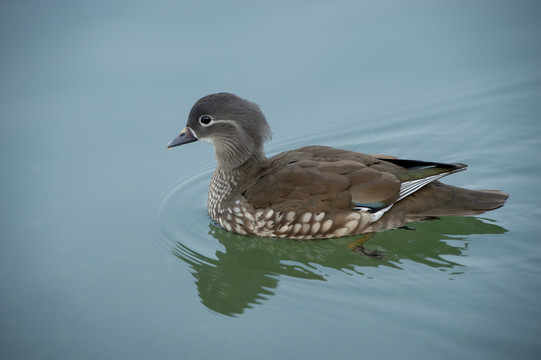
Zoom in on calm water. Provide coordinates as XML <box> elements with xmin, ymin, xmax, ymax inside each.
<box><xmin>2</xmin><ymin>1</ymin><xmax>541</xmax><ymax>359</ymax></box>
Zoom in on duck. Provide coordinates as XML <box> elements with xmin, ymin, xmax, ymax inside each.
<box><xmin>167</xmin><ymin>92</ymin><xmax>508</xmax><ymax>243</ymax></box>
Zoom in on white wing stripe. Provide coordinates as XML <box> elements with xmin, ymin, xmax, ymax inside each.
<box><xmin>397</xmin><ymin>173</ymin><xmax>449</xmax><ymax>202</ymax></box>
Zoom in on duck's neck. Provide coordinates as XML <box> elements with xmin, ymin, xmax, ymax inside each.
<box><xmin>208</xmin><ymin>152</ymin><xmax>268</xmax><ymax>219</ymax></box>
<box><xmin>216</xmin><ymin>146</ymin><xmax>268</xmax><ymax>175</ymax></box>
<box><xmin>214</xmin><ymin>135</ymin><xmax>268</xmax><ymax>168</ymax></box>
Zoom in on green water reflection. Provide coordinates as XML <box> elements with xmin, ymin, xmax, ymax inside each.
<box><xmin>172</xmin><ymin>216</ymin><xmax>506</xmax><ymax>316</ymax></box>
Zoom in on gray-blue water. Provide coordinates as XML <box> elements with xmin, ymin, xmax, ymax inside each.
<box><xmin>2</xmin><ymin>1</ymin><xmax>541</xmax><ymax>359</ymax></box>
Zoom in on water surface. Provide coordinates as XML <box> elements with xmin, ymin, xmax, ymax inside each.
<box><xmin>1</xmin><ymin>1</ymin><xmax>541</xmax><ymax>359</ymax></box>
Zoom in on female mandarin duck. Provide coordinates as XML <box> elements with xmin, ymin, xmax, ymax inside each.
<box><xmin>168</xmin><ymin>93</ymin><xmax>508</xmax><ymax>246</ymax></box>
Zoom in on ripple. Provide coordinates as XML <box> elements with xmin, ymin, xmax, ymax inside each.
<box><xmin>145</xmin><ymin>161</ymin><xmax>220</xmax><ymax>266</ymax></box>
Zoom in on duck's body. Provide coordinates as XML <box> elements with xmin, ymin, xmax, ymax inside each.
<box><xmin>168</xmin><ymin>93</ymin><xmax>508</xmax><ymax>239</ymax></box>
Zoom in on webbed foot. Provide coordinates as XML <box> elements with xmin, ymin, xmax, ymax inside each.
<box><xmin>347</xmin><ymin>233</ymin><xmax>386</xmax><ymax>259</ymax></box>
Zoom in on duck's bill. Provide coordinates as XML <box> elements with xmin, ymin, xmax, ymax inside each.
<box><xmin>167</xmin><ymin>127</ymin><xmax>197</xmax><ymax>148</ymax></box>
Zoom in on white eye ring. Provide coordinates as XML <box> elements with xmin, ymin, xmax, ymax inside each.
<box><xmin>199</xmin><ymin>115</ymin><xmax>213</xmax><ymax>127</ymax></box>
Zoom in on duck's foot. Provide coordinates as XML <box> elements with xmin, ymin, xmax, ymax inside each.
<box><xmin>352</xmin><ymin>246</ymin><xmax>386</xmax><ymax>259</ymax></box>
<box><xmin>398</xmin><ymin>225</ymin><xmax>415</xmax><ymax>231</ymax></box>
<box><xmin>347</xmin><ymin>233</ymin><xmax>386</xmax><ymax>259</ymax></box>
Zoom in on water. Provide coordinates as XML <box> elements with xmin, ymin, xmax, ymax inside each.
<box><xmin>2</xmin><ymin>1</ymin><xmax>541</xmax><ymax>359</ymax></box>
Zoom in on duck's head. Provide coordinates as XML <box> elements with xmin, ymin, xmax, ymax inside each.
<box><xmin>168</xmin><ymin>93</ymin><xmax>272</xmax><ymax>169</ymax></box>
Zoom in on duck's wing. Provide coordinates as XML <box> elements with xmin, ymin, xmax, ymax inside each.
<box><xmin>244</xmin><ymin>150</ymin><xmax>402</xmax><ymax>214</ymax></box>
<box><xmin>378</xmin><ymin>158</ymin><xmax>467</xmax><ymax>201</ymax></box>
<box><xmin>245</xmin><ymin>147</ymin><xmax>468</xmax><ymax>218</ymax></box>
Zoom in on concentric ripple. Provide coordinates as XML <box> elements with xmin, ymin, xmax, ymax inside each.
<box><xmin>145</xmin><ymin>161</ymin><xmax>221</xmax><ymax>266</ymax></box>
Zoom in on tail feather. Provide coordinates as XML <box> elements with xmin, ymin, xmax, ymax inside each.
<box><xmin>372</xmin><ymin>179</ymin><xmax>508</xmax><ymax>232</ymax></box>
<box><xmin>421</xmin><ymin>184</ymin><xmax>509</xmax><ymax>216</ymax></box>
<box><xmin>386</xmin><ymin>182</ymin><xmax>509</xmax><ymax>224</ymax></box>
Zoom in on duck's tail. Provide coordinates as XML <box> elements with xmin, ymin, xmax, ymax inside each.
<box><xmin>414</xmin><ymin>183</ymin><xmax>509</xmax><ymax>217</ymax></box>
<box><xmin>386</xmin><ymin>182</ymin><xmax>509</xmax><ymax>227</ymax></box>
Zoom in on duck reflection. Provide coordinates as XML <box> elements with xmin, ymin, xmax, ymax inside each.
<box><xmin>172</xmin><ymin>216</ymin><xmax>506</xmax><ymax>316</ymax></box>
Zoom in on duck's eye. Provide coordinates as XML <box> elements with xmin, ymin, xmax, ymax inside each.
<box><xmin>199</xmin><ymin>115</ymin><xmax>213</xmax><ymax>126</ymax></box>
